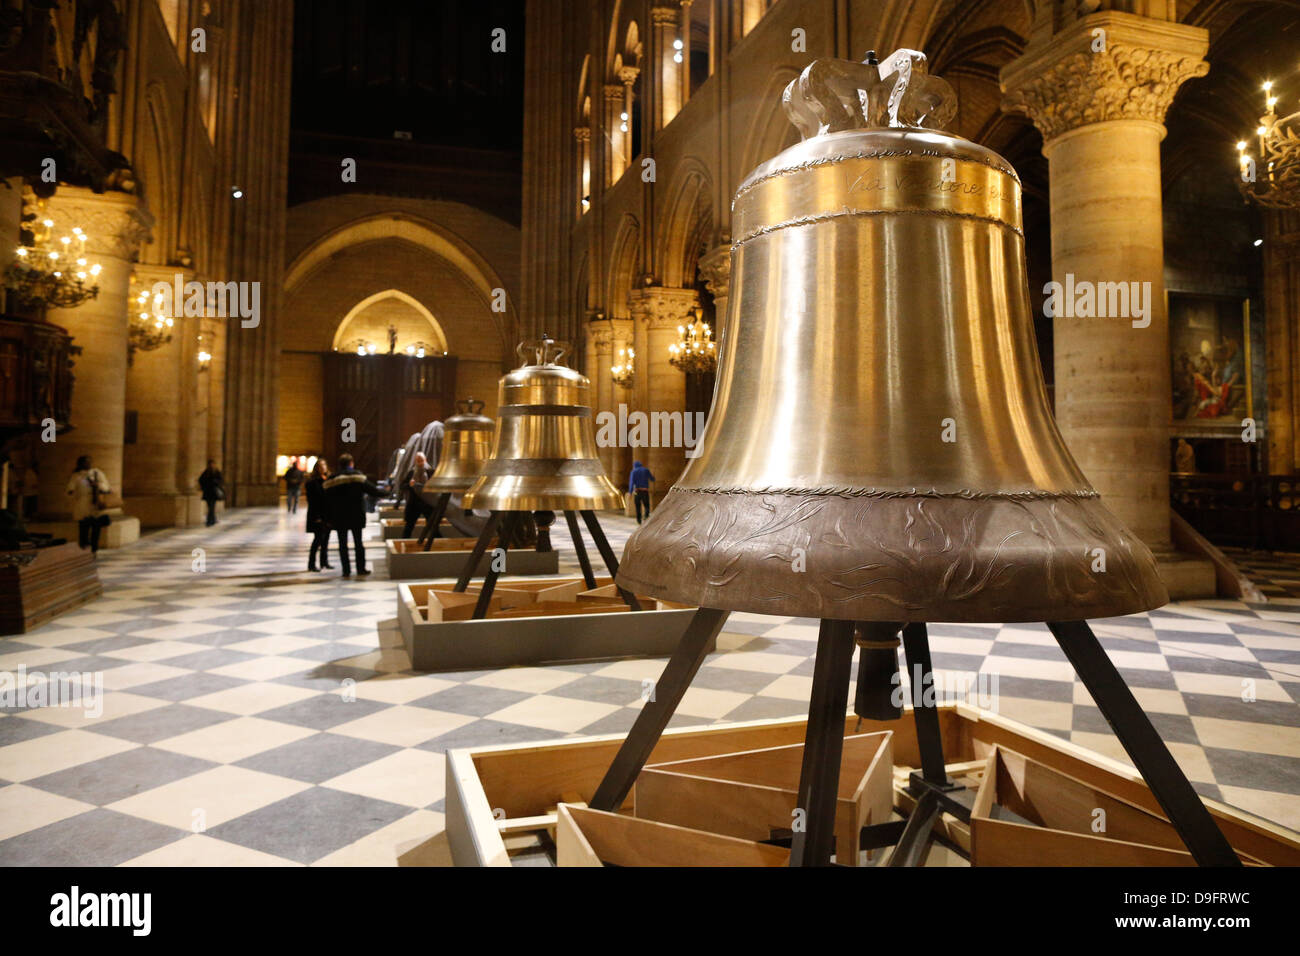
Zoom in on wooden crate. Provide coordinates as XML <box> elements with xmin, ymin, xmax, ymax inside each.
<box><xmin>385</xmin><ymin>538</ymin><xmax>559</xmax><ymax>580</ymax></box>
<box><xmin>396</xmin><ymin>577</ymin><xmax>701</xmax><ymax>671</ymax></box>
<box><xmin>444</xmin><ymin>703</ymin><xmax>1300</xmax><ymax>867</ymax></box>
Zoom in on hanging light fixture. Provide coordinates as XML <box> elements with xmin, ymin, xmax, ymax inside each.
<box><xmin>1237</xmin><ymin>78</ymin><xmax>1300</xmax><ymax>209</ymax></box>
<box><xmin>127</xmin><ymin>273</ymin><xmax>175</xmax><ymax>360</ymax></box>
<box><xmin>667</xmin><ymin>307</ymin><xmax>716</xmax><ymax>374</ymax></box>
<box><xmin>3</xmin><ymin>201</ymin><xmax>102</xmax><ymax>309</ymax></box>
<box><xmin>611</xmin><ymin>345</ymin><xmax>635</xmax><ymax>388</ymax></box>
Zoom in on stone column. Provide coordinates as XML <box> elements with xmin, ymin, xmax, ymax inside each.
<box><xmin>38</xmin><ymin>186</ymin><xmax>152</xmax><ymax>523</ymax></box>
<box><xmin>651</xmin><ymin>5</ymin><xmax>682</xmax><ymax>130</ymax></box>
<box><xmin>122</xmin><ymin>263</ymin><xmax>189</xmax><ymax>527</ymax></box>
<box><xmin>220</xmin><ymin>0</ymin><xmax>293</xmax><ymax>506</ymax></box>
<box><xmin>1001</xmin><ymin>12</ymin><xmax>1207</xmax><ymax>561</ymax></box>
<box><xmin>629</xmin><ymin>285</ymin><xmax>698</xmax><ymax>494</ymax></box>
<box><xmin>604</xmin><ymin>84</ymin><xmax>629</xmax><ymax>185</ymax></box>
<box><xmin>574</xmin><ymin>126</ymin><xmax>592</xmax><ymax>215</ymax></box>
<box><xmin>1264</xmin><ymin>209</ymin><xmax>1300</xmax><ymax>474</ymax></box>
<box><xmin>698</xmin><ymin>243</ymin><xmax>731</xmax><ymax>331</ymax></box>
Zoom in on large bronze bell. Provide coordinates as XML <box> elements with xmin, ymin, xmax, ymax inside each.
<box><xmin>595</xmin><ymin>52</ymin><xmax>1236</xmax><ymax>870</ymax></box>
<box><xmin>462</xmin><ymin>338</ymin><xmax>624</xmax><ymax>512</ymax></box>
<box><xmin>424</xmin><ymin>398</ymin><xmax>493</xmax><ymax>494</ymax></box>
<box><xmin>617</xmin><ymin>51</ymin><xmax>1166</xmax><ymax>624</ymax></box>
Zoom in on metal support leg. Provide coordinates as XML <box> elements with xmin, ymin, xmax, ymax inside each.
<box><xmin>564</xmin><ymin>510</ymin><xmax>598</xmax><ymax>590</ymax></box>
<box><xmin>580</xmin><ymin>509</ymin><xmax>642</xmax><ymax>611</ymax></box>
<box><xmin>1049</xmin><ymin>620</ymin><xmax>1241</xmax><ymax>867</ymax></box>
<box><xmin>471</xmin><ymin>513</ymin><xmax>515</xmax><ymax>620</ymax></box>
<box><xmin>901</xmin><ymin>622</ymin><xmax>951</xmax><ymax>788</ymax></box>
<box><xmin>888</xmin><ymin>788</ymin><xmax>941</xmax><ymax>868</ymax></box>
<box><xmin>453</xmin><ymin>510</ymin><xmax>502</xmax><ymax>593</ymax></box>
<box><xmin>789</xmin><ymin>619</ymin><xmax>857</xmax><ymax>867</ymax></box>
<box><xmin>590</xmin><ymin>607</ymin><xmax>730</xmax><ymax>811</ymax></box>
<box><xmin>419</xmin><ymin>493</ymin><xmax>451</xmax><ymax>550</ymax></box>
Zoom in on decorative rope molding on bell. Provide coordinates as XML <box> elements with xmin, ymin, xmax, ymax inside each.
<box><xmin>781</xmin><ymin>48</ymin><xmax>957</xmax><ymax>140</ymax></box>
<box><xmin>677</xmin><ymin>486</ymin><xmax>1102</xmax><ymax>501</ymax></box>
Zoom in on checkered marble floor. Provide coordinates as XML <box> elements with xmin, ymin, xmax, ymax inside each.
<box><xmin>1</xmin><ymin>506</ymin><xmax>1299</xmax><ymax>865</ymax></box>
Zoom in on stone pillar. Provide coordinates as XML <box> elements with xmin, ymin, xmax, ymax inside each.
<box><xmin>1264</xmin><ymin>209</ymin><xmax>1300</xmax><ymax>474</ymax></box>
<box><xmin>220</xmin><ymin>0</ymin><xmax>293</xmax><ymax>506</ymax></box>
<box><xmin>574</xmin><ymin>126</ymin><xmax>592</xmax><ymax>216</ymax></box>
<box><xmin>122</xmin><ymin>263</ymin><xmax>190</xmax><ymax>527</ymax></box>
<box><xmin>629</xmin><ymin>286</ymin><xmax>698</xmax><ymax>494</ymax></box>
<box><xmin>604</xmin><ymin>84</ymin><xmax>629</xmax><ymax>185</ymax></box>
<box><xmin>698</xmin><ymin>243</ymin><xmax>731</xmax><ymax>332</ymax></box>
<box><xmin>679</xmin><ymin>0</ymin><xmax>693</xmax><ymax>107</ymax></box>
<box><xmin>651</xmin><ymin>6</ymin><xmax>682</xmax><ymax>130</ymax></box>
<box><xmin>1001</xmin><ymin>12</ymin><xmax>1207</xmax><ymax>559</ymax></box>
<box><xmin>38</xmin><ymin>186</ymin><xmax>152</xmax><ymax>521</ymax></box>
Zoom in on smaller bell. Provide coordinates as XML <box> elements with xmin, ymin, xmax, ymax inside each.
<box><xmin>462</xmin><ymin>337</ymin><xmax>624</xmax><ymax>512</ymax></box>
<box><xmin>424</xmin><ymin>398</ymin><xmax>494</xmax><ymax>493</ymax></box>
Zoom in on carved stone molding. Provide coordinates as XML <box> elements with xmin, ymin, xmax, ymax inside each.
<box><xmin>697</xmin><ymin>245</ymin><xmax>731</xmax><ymax>302</ymax></box>
<box><xmin>45</xmin><ymin>186</ymin><xmax>154</xmax><ymax>262</ymax></box>
<box><xmin>604</xmin><ymin>84</ymin><xmax>626</xmax><ymax>103</ymax></box>
<box><xmin>1000</xmin><ymin>13</ymin><xmax>1208</xmax><ymax>144</ymax></box>
<box><xmin>628</xmin><ymin>286</ymin><xmax>699</xmax><ymax>330</ymax></box>
<box><xmin>618</xmin><ymin>66</ymin><xmax>640</xmax><ymax>87</ymax></box>
<box><xmin>573</xmin><ymin>126</ymin><xmax>591</xmax><ymax>143</ymax></box>
<box><xmin>650</xmin><ymin>6</ymin><xmax>679</xmax><ymax>27</ymax></box>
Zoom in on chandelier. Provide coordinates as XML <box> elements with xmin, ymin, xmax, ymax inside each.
<box><xmin>341</xmin><ymin>339</ymin><xmax>381</xmax><ymax>356</ymax></box>
<box><xmin>1237</xmin><ymin>79</ymin><xmax>1300</xmax><ymax>210</ymax></box>
<box><xmin>127</xmin><ymin>275</ymin><xmax>174</xmax><ymax>359</ymax></box>
<box><xmin>403</xmin><ymin>341</ymin><xmax>436</xmax><ymax>358</ymax></box>
<box><xmin>3</xmin><ymin>205</ymin><xmax>102</xmax><ymax>309</ymax></box>
<box><xmin>610</xmin><ymin>345</ymin><xmax>635</xmax><ymax>388</ymax></box>
<box><xmin>667</xmin><ymin>308</ymin><xmax>716</xmax><ymax>374</ymax></box>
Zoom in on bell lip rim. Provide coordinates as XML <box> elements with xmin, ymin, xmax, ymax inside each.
<box><xmin>737</xmin><ymin>127</ymin><xmax>1019</xmax><ymax>197</ymax></box>
<box><xmin>460</xmin><ymin>494</ymin><xmax>626</xmax><ymax>511</ymax></box>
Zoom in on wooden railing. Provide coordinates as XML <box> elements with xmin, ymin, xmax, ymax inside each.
<box><xmin>1170</xmin><ymin>474</ymin><xmax>1300</xmax><ymax>552</ymax></box>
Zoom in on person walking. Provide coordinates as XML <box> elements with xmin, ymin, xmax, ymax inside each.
<box><xmin>283</xmin><ymin>457</ymin><xmax>305</xmax><ymax>514</ymax></box>
<box><xmin>304</xmin><ymin>458</ymin><xmax>333</xmax><ymax>572</ymax></box>
<box><xmin>628</xmin><ymin>459</ymin><xmax>655</xmax><ymax>524</ymax></box>
<box><xmin>198</xmin><ymin>460</ymin><xmax>224</xmax><ymax>527</ymax></box>
<box><xmin>66</xmin><ymin>455</ymin><xmax>111</xmax><ymax>553</ymax></box>
<box><xmin>401</xmin><ymin>451</ymin><xmax>434</xmax><ymax>539</ymax></box>
<box><xmin>323</xmin><ymin>453</ymin><xmax>383</xmax><ymax>577</ymax></box>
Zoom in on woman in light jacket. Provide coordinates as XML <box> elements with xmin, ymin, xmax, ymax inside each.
<box><xmin>66</xmin><ymin>454</ymin><xmax>111</xmax><ymax>553</ymax></box>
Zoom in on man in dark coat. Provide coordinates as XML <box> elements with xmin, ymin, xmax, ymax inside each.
<box><xmin>323</xmin><ymin>453</ymin><xmax>384</xmax><ymax>576</ymax></box>
<box><xmin>198</xmin><ymin>460</ymin><xmax>224</xmax><ymax>527</ymax></box>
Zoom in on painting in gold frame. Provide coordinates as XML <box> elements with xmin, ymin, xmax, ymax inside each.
<box><xmin>1169</xmin><ymin>292</ymin><xmax>1252</xmax><ymax>425</ymax></box>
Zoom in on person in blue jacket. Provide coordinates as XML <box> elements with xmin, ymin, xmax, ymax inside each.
<box><xmin>628</xmin><ymin>460</ymin><xmax>655</xmax><ymax>524</ymax></box>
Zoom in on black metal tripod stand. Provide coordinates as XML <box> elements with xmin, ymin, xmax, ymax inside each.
<box><xmin>589</xmin><ymin>609</ymin><xmax>1241</xmax><ymax>867</ymax></box>
<box><xmin>415</xmin><ymin>491</ymin><xmax>454</xmax><ymax>549</ymax></box>
<box><xmin>451</xmin><ymin>508</ymin><xmax>642</xmax><ymax>619</ymax></box>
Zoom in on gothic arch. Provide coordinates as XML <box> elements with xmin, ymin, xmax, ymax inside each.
<box><xmin>284</xmin><ymin>212</ymin><xmax>519</xmax><ymax>355</ymax></box>
<box><xmin>139</xmin><ymin>82</ymin><xmax>177</xmax><ymax>260</ymax></box>
<box><xmin>658</xmin><ymin>160</ymin><xmax>713</xmax><ymax>289</ymax></box>
<box><xmin>740</xmin><ymin>67</ymin><xmax>802</xmax><ymax>177</ymax></box>
<box><xmin>607</xmin><ymin>215</ymin><xmax>641</xmax><ymax>320</ymax></box>
<box><xmin>331</xmin><ymin>289</ymin><xmax>448</xmax><ymax>353</ymax></box>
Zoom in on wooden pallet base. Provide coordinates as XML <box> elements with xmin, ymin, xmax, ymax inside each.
<box><xmin>443</xmin><ymin>704</ymin><xmax>1300</xmax><ymax>867</ymax></box>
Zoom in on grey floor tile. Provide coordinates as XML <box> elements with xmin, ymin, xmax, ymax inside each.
<box><xmin>206</xmin><ymin>787</ymin><xmax>409</xmax><ymax>864</ymax></box>
<box><xmin>256</xmin><ymin>694</ymin><xmax>388</xmax><ymax>731</ymax></box>
<box><xmin>27</xmin><ymin>746</ymin><xmax>217</xmax><ymax>805</ymax></box>
<box><xmin>0</xmin><ymin>716</ymin><xmax>65</xmax><ymax>746</ymax></box>
<box><xmin>236</xmin><ymin>732</ymin><xmax>400</xmax><ymax>784</ymax></box>
<box><xmin>407</xmin><ymin>684</ymin><xmax>532</xmax><ymax>717</ymax></box>
<box><xmin>0</xmin><ymin>809</ymin><xmax>185</xmax><ymax>866</ymax></box>
<box><xmin>418</xmin><ymin>719</ymin><xmax>566</xmax><ymax>753</ymax></box>
<box><xmin>90</xmin><ymin>703</ymin><xmax>237</xmax><ymax>744</ymax></box>
<box><xmin>547</xmin><ymin>675</ymin><xmax>645</xmax><ymax>707</ymax></box>
<box><xmin>127</xmin><ymin>672</ymin><xmax>250</xmax><ymax>702</ymax></box>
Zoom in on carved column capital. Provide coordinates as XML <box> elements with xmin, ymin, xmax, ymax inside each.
<box><xmin>604</xmin><ymin>83</ymin><xmax>627</xmax><ymax>103</ymax></box>
<box><xmin>651</xmin><ymin>6</ymin><xmax>679</xmax><ymax>27</ymax></box>
<box><xmin>628</xmin><ymin>286</ymin><xmax>699</xmax><ymax>330</ymax></box>
<box><xmin>44</xmin><ymin>185</ymin><xmax>154</xmax><ymax>262</ymax></box>
<box><xmin>573</xmin><ymin>126</ymin><xmax>591</xmax><ymax>142</ymax></box>
<box><xmin>618</xmin><ymin>65</ymin><xmax>640</xmax><ymax>87</ymax></box>
<box><xmin>697</xmin><ymin>245</ymin><xmax>731</xmax><ymax>303</ymax></box>
<box><xmin>1000</xmin><ymin>12</ymin><xmax>1207</xmax><ymax>144</ymax></box>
